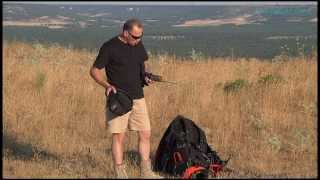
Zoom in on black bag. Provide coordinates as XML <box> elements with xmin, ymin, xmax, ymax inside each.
<box><xmin>154</xmin><ymin>115</ymin><xmax>229</xmax><ymax>178</ymax></box>
<box><xmin>107</xmin><ymin>88</ymin><xmax>133</xmax><ymax>116</ymax></box>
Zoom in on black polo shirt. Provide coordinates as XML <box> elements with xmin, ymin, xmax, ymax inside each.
<box><xmin>93</xmin><ymin>36</ymin><xmax>148</xmax><ymax>99</ymax></box>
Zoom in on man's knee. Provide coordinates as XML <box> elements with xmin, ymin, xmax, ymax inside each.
<box><xmin>139</xmin><ymin>130</ymin><xmax>151</xmax><ymax>141</ymax></box>
<box><xmin>112</xmin><ymin>133</ymin><xmax>126</xmax><ymax>143</ymax></box>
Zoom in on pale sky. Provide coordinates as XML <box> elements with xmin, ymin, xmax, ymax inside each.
<box><xmin>3</xmin><ymin>1</ymin><xmax>317</xmax><ymax>6</ymax></box>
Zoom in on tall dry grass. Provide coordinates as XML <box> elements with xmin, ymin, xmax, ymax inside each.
<box><xmin>3</xmin><ymin>41</ymin><xmax>317</xmax><ymax>178</ymax></box>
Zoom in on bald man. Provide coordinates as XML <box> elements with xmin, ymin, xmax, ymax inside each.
<box><xmin>90</xmin><ymin>19</ymin><xmax>161</xmax><ymax>178</ymax></box>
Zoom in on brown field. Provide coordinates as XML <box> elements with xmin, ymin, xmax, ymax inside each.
<box><xmin>3</xmin><ymin>16</ymin><xmax>73</xmax><ymax>29</ymax></box>
<box><xmin>2</xmin><ymin>41</ymin><xmax>318</xmax><ymax>178</ymax></box>
<box><xmin>172</xmin><ymin>14</ymin><xmax>259</xmax><ymax>27</ymax></box>
<box><xmin>309</xmin><ymin>18</ymin><xmax>317</xmax><ymax>22</ymax></box>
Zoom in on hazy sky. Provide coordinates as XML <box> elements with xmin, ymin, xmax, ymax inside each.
<box><xmin>3</xmin><ymin>1</ymin><xmax>317</xmax><ymax>6</ymax></box>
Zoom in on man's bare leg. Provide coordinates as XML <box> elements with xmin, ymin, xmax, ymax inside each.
<box><xmin>112</xmin><ymin>132</ymin><xmax>126</xmax><ymax>164</ymax></box>
<box><xmin>138</xmin><ymin>130</ymin><xmax>151</xmax><ymax>161</ymax></box>
<box><xmin>112</xmin><ymin>133</ymin><xmax>128</xmax><ymax>178</ymax></box>
<box><xmin>139</xmin><ymin>130</ymin><xmax>161</xmax><ymax>178</ymax></box>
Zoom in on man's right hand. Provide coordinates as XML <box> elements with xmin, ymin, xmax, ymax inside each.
<box><xmin>105</xmin><ymin>85</ymin><xmax>117</xmax><ymax>96</ymax></box>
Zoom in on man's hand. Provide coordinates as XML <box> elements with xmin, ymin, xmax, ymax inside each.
<box><xmin>105</xmin><ymin>85</ymin><xmax>117</xmax><ymax>96</ymax></box>
<box><xmin>144</xmin><ymin>76</ymin><xmax>154</xmax><ymax>85</ymax></box>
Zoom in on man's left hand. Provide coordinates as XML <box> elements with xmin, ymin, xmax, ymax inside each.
<box><xmin>145</xmin><ymin>76</ymin><xmax>153</xmax><ymax>85</ymax></box>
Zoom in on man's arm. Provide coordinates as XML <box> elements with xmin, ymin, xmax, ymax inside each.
<box><xmin>144</xmin><ymin>60</ymin><xmax>151</xmax><ymax>73</ymax></box>
<box><xmin>90</xmin><ymin>66</ymin><xmax>109</xmax><ymax>88</ymax></box>
<box><xmin>90</xmin><ymin>66</ymin><xmax>116</xmax><ymax>95</ymax></box>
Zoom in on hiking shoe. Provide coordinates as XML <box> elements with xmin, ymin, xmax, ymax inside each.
<box><xmin>114</xmin><ymin>163</ymin><xmax>128</xmax><ymax>178</ymax></box>
<box><xmin>140</xmin><ymin>159</ymin><xmax>163</xmax><ymax>178</ymax></box>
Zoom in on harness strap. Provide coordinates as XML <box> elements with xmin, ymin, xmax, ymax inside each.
<box><xmin>182</xmin><ymin>166</ymin><xmax>206</xmax><ymax>179</ymax></box>
<box><xmin>173</xmin><ymin>152</ymin><xmax>183</xmax><ymax>164</ymax></box>
<box><xmin>209</xmin><ymin>163</ymin><xmax>224</xmax><ymax>176</ymax></box>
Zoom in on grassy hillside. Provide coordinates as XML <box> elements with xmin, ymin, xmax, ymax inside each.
<box><xmin>2</xmin><ymin>41</ymin><xmax>317</xmax><ymax>178</ymax></box>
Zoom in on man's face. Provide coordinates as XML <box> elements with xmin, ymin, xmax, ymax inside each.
<box><xmin>125</xmin><ymin>25</ymin><xmax>143</xmax><ymax>46</ymax></box>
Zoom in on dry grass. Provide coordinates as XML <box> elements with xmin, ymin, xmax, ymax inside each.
<box><xmin>3</xmin><ymin>41</ymin><xmax>318</xmax><ymax>178</ymax></box>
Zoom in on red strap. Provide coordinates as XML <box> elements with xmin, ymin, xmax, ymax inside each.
<box><xmin>209</xmin><ymin>163</ymin><xmax>223</xmax><ymax>176</ymax></box>
<box><xmin>182</xmin><ymin>166</ymin><xmax>205</xmax><ymax>179</ymax></box>
<box><xmin>173</xmin><ymin>152</ymin><xmax>183</xmax><ymax>164</ymax></box>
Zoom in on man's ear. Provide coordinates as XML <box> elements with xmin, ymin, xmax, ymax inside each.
<box><xmin>123</xmin><ymin>31</ymin><xmax>129</xmax><ymax>38</ymax></box>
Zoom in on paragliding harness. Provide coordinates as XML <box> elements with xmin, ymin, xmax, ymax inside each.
<box><xmin>154</xmin><ymin>115</ymin><xmax>230</xmax><ymax>178</ymax></box>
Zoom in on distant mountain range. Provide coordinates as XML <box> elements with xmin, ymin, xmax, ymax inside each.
<box><xmin>3</xmin><ymin>3</ymin><xmax>318</xmax><ymax>59</ymax></box>
<box><xmin>3</xmin><ymin>3</ymin><xmax>317</xmax><ymax>28</ymax></box>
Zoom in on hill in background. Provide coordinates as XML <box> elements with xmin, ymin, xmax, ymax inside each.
<box><xmin>3</xmin><ymin>3</ymin><xmax>318</xmax><ymax>59</ymax></box>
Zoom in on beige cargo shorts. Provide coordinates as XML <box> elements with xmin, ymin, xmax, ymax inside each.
<box><xmin>105</xmin><ymin>98</ymin><xmax>151</xmax><ymax>133</ymax></box>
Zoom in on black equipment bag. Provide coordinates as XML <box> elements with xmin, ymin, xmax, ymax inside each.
<box><xmin>154</xmin><ymin>115</ymin><xmax>229</xmax><ymax>178</ymax></box>
<box><xmin>107</xmin><ymin>88</ymin><xmax>133</xmax><ymax>116</ymax></box>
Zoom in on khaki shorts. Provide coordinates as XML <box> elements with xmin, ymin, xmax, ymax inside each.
<box><xmin>105</xmin><ymin>98</ymin><xmax>151</xmax><ymax>133</ymax></box>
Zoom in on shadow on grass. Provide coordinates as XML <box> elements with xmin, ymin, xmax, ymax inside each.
<box><xmin>104</xmin><ymin>149</ymin><xmax>157</xmax><ymax>167</ymax></box>
<box><xmin>3</xmin><ymin>133</ymin><xmax>58</xmax><ymax>161</ymax></box>
<box><xmin>124</xmin><ymin>150</ymin><xmax>141</xmax><ymax>166</ymax></box>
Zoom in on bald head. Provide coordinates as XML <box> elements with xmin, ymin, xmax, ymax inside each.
<box><xmin>123</xmin><ymin>19</ymin><xmax>143</xmax><ymax>32</ymax></box>
<box><xmin>121</xmin><ymin>18</ymin><xmax>144</xmax><ymax>46</ymax></box>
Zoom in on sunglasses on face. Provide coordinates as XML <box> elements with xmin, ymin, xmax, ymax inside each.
<box><xmin>128</xmin><ymin>31</ymin><xmax>143</xmax><ymax>40</ymax></box>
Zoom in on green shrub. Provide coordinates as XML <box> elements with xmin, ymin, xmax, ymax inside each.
<box><xmin>189</xmin><ymin>48</ymin><xmax>204</xmax><ymax>60</ymax></box>
<box><xmin>223</xmin><ymin>79</ymin><xmax>249</xmax><ymax>93</ymax></box>
<box><xmin>292</xmin><ymin>128</ymin><xmax>312</xmax><ymax>147</ymax></box>
<box><xmin>268</xmin><ymin>135</ymin><xmax>282</xmax><ymax>152</ymax></box>
<box><xmin>34</xmin><ymin>71</ymin><xmax>46</xmax><ymax>91</ymax></box>
<box><xmin>258</xmin><ymin>74</ymin><xmax>284</xmax><ymax>85</ymax></box>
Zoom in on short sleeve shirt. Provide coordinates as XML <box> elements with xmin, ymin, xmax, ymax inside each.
<box><xmin>93</xmin><ymin>36</ymin><xmax>148</xmax><ymax>99</ymax></box>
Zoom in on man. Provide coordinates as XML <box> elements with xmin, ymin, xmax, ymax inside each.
<box><xmin>90</xmin><ymin>19</ymin><xmax>161</xmax><ymax>178</ymax></box>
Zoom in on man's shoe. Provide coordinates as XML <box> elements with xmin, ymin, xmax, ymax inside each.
<box><xmin>114</xmin><ymin>163</ymin><xmax>128</xmax><ymax>178</ymax></box>
<box><xmin>140</xmin><ymin>159</ymin><xmax>163</xmax><ymax>178</ymax></box>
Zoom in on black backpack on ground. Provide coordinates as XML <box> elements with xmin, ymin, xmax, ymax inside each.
<box><xmin>154</xmin><ymin>115</ymin><xmax>230</xmax><ymax>178</ymax></box>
